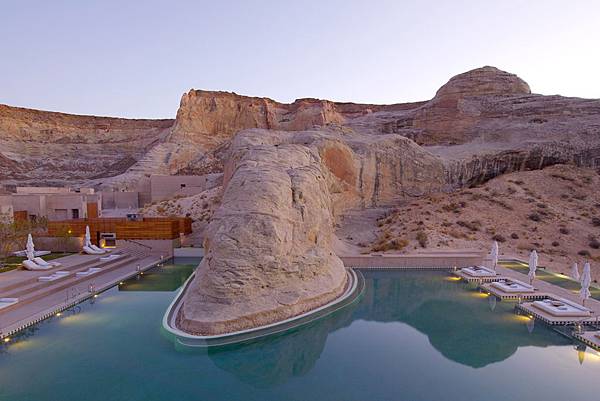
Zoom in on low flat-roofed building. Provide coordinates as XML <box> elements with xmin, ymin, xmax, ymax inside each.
<box><xmin>148</xmin><ymin>174</ymin><xmax>222</xmax><ymax>203</ymax></box>
<box><xmin>9</xmin><ymin>188</ymin><xmax>101</xmax><ymax>221</ymax></box>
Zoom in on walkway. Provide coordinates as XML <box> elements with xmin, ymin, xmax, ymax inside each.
<box><xmin>0</xmin><ymin>250</ymin><xmax>164</xmax><ymax>339</ymax></box>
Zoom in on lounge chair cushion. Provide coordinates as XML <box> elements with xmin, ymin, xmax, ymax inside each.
<box><xmin>22</xmin><ymin>259</ymin><xmax>51</xmax><ymax>270</ymax></box>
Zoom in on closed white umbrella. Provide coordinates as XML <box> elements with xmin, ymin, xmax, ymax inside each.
<box><xmin>490</xmin><ymin>241</ymin><xmax>499</xmax><ymax>271</ymax></box>
<box><xmin>571</xmin><ymin>262</ymin><xmax>580</xmax><ymax>281</ymax></box>
<box><xmin>85</xmin><ymin>225</ymin><xmax>91</xmax><ymax>247</ymax></box>
<box><xmin>528</xmin><ymin>250</ymin><xmax>538</xmax><ymax>285</ymax></box>
<box><xmin>26</xmin><ymin>233</ymin><xmax>35</xmax><ymax>261</ymax></box>
<box><xmin>580</xmin><ymin>262</ymin><xmax>591</xmax><ymax>306</ymax></box>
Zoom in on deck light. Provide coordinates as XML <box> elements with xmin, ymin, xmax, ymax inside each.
<box><xmin>3</xmin><ymin>337</ymin><xmax>10</xmax><ymax>343</ymax></box>
<box><xmin>93</xmin><ymin>294</ymin><xmax>98</xmax><ymax>298</ymax></box>
<box><xmin>56</xmin><ymin>312</ymin><xmax>62</xmax><ymax>317</ymax></box>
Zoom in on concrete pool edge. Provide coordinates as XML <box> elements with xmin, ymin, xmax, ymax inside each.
<box><xmin>162</xmin><ymin>268</ymin><xmax>363</xmax><ymax>348</ymax></box>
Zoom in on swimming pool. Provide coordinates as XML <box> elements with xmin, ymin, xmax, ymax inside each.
<box><xmin>1</xmin><ymin>266</ymin><xmax>598</xmax><ymax>401</ymax></box>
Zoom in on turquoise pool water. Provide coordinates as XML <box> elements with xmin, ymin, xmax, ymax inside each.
<box><xmin>1</xmin><ymin>266</ymin><xmax>599</xmax><ymax>401</ymax></box>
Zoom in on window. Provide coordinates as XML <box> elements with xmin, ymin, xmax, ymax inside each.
<box><xmin>180</xmin><ymin>184</ymin><xmax>186</xmax><ymax>189</ymax></box>
<box><xmin>72</xmin><ymin>209</ymin><xmax>79</xmax><ymax>219</ymax></box>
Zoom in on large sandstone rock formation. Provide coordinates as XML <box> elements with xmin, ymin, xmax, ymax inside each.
<box><xmin>177</xmin><ymin>128</ymin><xmax>446</xmax><ymax>334</ymax></box>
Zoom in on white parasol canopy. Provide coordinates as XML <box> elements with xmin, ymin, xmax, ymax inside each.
<box><xmin>571</xmin><ymin>262</ymin><xmax>580</xmax><ymax>281</ymax></box>
<box><xmin>580</xmin><ymin>262</ymin><xmax>591</xmax><ymax>306</ymax></box>
<box><xmin>528</xmin><ymin>250</ymin><xmax>538</xmax><ymax>284</ymax></box>
<box><xmin>490</xmin><ymin>241</ymin><xmax>499</xmax><ymax>271</ymax></box>
<box><xmin>85</xmin><ymin>225</ymin><xmax>92</xmax><ymax>248</ymax></box>
<box><xmin>26</xmin><ymin>233</ymin><xmax>35</xmax><ymax>261</ymax></box>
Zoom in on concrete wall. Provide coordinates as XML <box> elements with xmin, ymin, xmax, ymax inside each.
<box><xmin>9</xmin><ymin>193</ymin><xmax>101</xmax><ymax>221</ymax></box>
<box><xmin>11</xmin><ymin>194</ymin><xmax>45</xmax><ymax>219</ymax></box>
<box><xmin>149</xmin><ymin>174</ymin><xmax>222</xmax><ymax>202</ymax></box>
<box><xmin>34</xmin><ymin>236</ymin><xmax>84</xmax><ymax>253</ymax></box>
<box><xmin>101</xmin><ymin>191</ymin><xmax>139</xmax><ymax>210</ymax></box>
<box><xmin>16</xmin><ymin>187</ymin><xmax>71</xmax><ymax>194</ymax></box>
<box><xmin>116</xmin><ymin>238</ymin><xmax>179</xmax><ymax>257</ymax></box>
<box><xmin>340</xmin><ymin>251</ymin><xmax>484</xmax><ymax>269</ymax></box>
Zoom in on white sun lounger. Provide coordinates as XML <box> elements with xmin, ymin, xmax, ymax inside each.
<box><xmin>90</xmin><ymin>244</ymin><xmax>107</xmax><ymax>254</ymax></box>
<box><xmin>490</xmin><ymin>279</ymin><xmax>535</xmax><ymax>293</ymax></box>
<box><xmin>460</xmin><ymin>266</ymin><xmax>497</xmax><ymax>277</ymax></box>
<box><xmin>76</xmin><ymin>267</ymin><xmax>102</xmax><ymax>277</ymax></box>
<box><xmin>22</xmin><ymin>259</ymin><xmax>52</xmax><ymax>271</ymax></box>
<box><xmin>83</xmin><ymin>246</ymin><xmax>104</xmax><ymax>255</ymax></box>
<box><xmin>0</xmin><ymin>298</ymin><xmax>19</xmax><ymax>310</ymax></box>
<box><xmin>33</xmin><ymin>257</ymin><xmax>62</xmax><ymax>268</ymax></box>
<box><xmin>532</xmin><ymin>298</ymin><xmax>591</xmax><ymax>317</ymax></box>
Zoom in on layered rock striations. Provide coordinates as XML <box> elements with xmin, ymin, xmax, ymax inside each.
<box><xmin>0</xmin><ymin>104</ymin><xmax>173</xmax><ymax>184</ymax></box>
<box><xmin>177</xmin><ymin>129</ymin><xmax>348</xmax><ymax>334</ymax></box>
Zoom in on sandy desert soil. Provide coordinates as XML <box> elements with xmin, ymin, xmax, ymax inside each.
<box><xmin>339</xmin><ymin>164</ymin><xmax>600</xmax><ymax>282</ymax></box>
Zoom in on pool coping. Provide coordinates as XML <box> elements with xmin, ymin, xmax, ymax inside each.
<box><xmin>162</xmin><ymin>268</ymin><xmax>361</xmax><ymax>347</ymax></box>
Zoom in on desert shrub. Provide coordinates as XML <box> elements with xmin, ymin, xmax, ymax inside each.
<box><xmin>442</xmin><ymin>202</ymin><xmax>465</xmax><ymax>214</ymax></box>
<box><xmin>510</xmin><ymin>233</ymin><xmax>519</xmax><ymax>239</ymax></box>
<box><xmin>449</xmin><ymin>229</ymin><xmax>466</xmax><ymax>239</ymax></box>
<box><xmin>528</xmin><ymin>213</ymin><xmax>541</xmax><ymax>222</ymax></box>
<box><xmin>591</xmin><ymin>217</ymin><xmax>600</xmax><ymax>227</ymax></box>
<box><xmin>441</xmin><ymin>221</ymin><xmax>453</xmax><ymax>227</ymax></box>
<box><xmin>578</xmin><ymin>250</ymin><xmax>591</xmax><ymax>257</ymax></box>
<box><xmin>536</xmin><ymin>203</ymin><xmax>547</xmax><ymax>209</ymax></box>
<box><xmin>506</xmin><ymin>187</ymin><xmax>516</xmax><ymax>195</ymax></box>
<box><xmin>456</xmin><ymin>220</ymin><xmax>482</xmax><ymax>232</ymax></box>
<box><xmin>559</xmin><ymin>227</ymin><xmax>569</xmax><ymax>235</ymax></box>
<box><xmin>590</xmin><ymin>239</ymin><xmax>600</xmax><ymax>249</ymax></box>
<box><xmin>416</xmin><ymin>231</ymin><xmax>428</xmax><ymax>248</ymax></box>
<box><xmin>492</xmin><ymin>234</ymin><xmax>506</xmax><ymax>243</ymax></box>
<box><xmin>573</xmin><ymin>193</ymin><xmax>587</xmax><ymax>201</ymax></box>
<box><xmin>552</xmin><ymin>241</ymin><xmax>560</xmax><ymax>247</ymax></box>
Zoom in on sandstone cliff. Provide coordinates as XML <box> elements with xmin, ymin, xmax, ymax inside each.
<box><xmin>0</xmin><ymin>104</ymin><xmax>173</xmax><ymax>185</ymax></box>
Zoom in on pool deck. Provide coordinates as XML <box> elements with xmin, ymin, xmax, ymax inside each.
<box><xmin>574</xmin><ymin>330</ymin><xmax>600</xmax><ymax>350</ymax></box>
<box><xmin>0</xmin><ymin>250</ymin><xmax>165</xmax><ymax>339</ymax></box>
<box><xmin>469</xmin><ymin>264</ymin><xmax>600</xmax><ymax>326</ymax></box>
<box><xmin>480</xmin><ymin>280</ymin><xmax>549</xmax><ymax>301</ymax></box>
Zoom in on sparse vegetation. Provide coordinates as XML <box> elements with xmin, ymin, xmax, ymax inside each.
<box><xmin>528</xmin><ymin>213</ymin><xmax>541</xmax><ymax>222</ymax></box>
<box><xmin>456</xmin><ymin>220</ymin><xmax>482</xmax><ymax>232</ymax></box>
<box><xmin>416</xmin><ymin>231</ymin><xmax>428</xmax><ymax>248</ymax></box>
<box><xmin>492</xmin><ymin>234</ymin><xmax>506</xmax><ymax>243</ymax></box>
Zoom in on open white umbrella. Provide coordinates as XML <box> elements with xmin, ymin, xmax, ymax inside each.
<box><xmin>528</xmin><ymin>250</ymin><xmax>538</xmax><ymax>284</ymax></box>
<box><xmin>571</xmin><ymin>262</ymin><xmax>580</xmax><ymax>281</ymax></box>
<box><xmin>85</xmin><ymin>225</ymin><xmax>92</xmax><ymax>248</ymax></box>
<box><xmin>580</xmin><ymin>262</ymin><xmax>591</xmax><ymax>306</ymax></box>
<box><xmin>490</xmin><ymin>241</ymin><xmax>499</xmax><ymax>271</ymax></box>
<box><xmin>26</xmin><ymin>233</ymin><xmax>35</xmax><ymax>261</ymax></box>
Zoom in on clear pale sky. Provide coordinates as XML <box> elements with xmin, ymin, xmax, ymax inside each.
<box><xmin>2</xmin><ymin>0</ymin><xmax>599</xmax><ymax>119</ymax></box>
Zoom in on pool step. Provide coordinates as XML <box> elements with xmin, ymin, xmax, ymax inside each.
<box><xmin>0</xmin><ymin>256</ymin><xmax>140</xmax><ymax>312</ymax></box>
<box><xmin>0</xmin><ymin>253</ymin><xmax>131</xmax><ymax>294</ymax></box>
<box><xmin>1</xmin><ymin>255</ymin><xmax>136</xmax><ymax>299</ymax></box>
